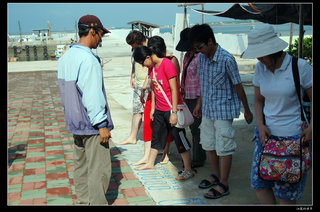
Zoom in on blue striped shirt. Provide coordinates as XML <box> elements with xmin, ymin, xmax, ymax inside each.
<box><xmin>198</xmin><ymin>45</ymin><xmax>241</xmax><ymax>120</ymax></box>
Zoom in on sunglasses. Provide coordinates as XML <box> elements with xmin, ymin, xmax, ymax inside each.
<box><xmin>194</xmin><ymin>43</ymin><xmax>206</xmax><ymax>50</ymax></box>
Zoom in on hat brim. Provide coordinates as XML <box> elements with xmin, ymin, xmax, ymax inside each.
<box><xmin>241</xmin><ymin>37</ymin><xmax>288</xmax><ymax>59</ymax></box>
<box><xmin>102</xmin><ymin>27</ymin><xmax>111</xmax><ymax>34</ymax></box>
<box><xmin>176</xmin><ymin>40</ymin><xmax>193</xmax><ymax>52</ymax></box>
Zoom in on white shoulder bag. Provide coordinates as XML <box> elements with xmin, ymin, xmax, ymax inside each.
<box><xmin>152</xmin><ymin>68</ymin><xmax>194</xmax><ymax>128</ymax></box>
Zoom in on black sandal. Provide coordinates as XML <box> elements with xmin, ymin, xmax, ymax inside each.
<box><xmin>204</xmin><ymin>182</ymin><xmax>229</xmax><ymax>199</ymax></box>
<box><xmin>198</xmin><ymin>174</ymin><xmax>220</xmax><ymax>189</ymax></box>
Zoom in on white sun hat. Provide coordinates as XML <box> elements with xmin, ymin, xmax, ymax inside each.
<box><xmin>241</xmin><ymin>24</ymin><xmax>288</xmax><ymax>59</ymax></box>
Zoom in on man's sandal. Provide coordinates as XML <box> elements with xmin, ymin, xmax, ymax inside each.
<box><xmin>204</xmin><ymin>182</ymin><xmax>229</xmax><ymax>199</ymax></box>
<box><xmin>198</xmin><ymin>174</ymin><xmax>220</xmax><ymax>189</ymax></box>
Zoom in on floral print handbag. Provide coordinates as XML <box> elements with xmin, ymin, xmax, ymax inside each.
<box><xmin>259</xmin><ymin>135</ymin><xmax>311</xmax><ymax>184</ymax></box>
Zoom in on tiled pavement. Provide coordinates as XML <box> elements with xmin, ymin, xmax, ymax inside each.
<box><xmin>7</xmin><ymin>71</ymin><xmax>155</xmax><ymax>206</ymax></box>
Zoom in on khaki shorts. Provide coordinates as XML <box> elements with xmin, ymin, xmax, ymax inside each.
<box><xmin>200</xmin><ymin>117</ymin><xmax>236</xmax><ymax>156</ymax></box>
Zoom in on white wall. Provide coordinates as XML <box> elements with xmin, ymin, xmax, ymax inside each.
<box><xmin>173</xmin><ymin>13</ymin><xmax>189</xmax><ymax>69</ymax></box>
<box><xmin>215</xmin><ymin>33</ymin><xmax>248</xmax><ymax>56</ymax></box>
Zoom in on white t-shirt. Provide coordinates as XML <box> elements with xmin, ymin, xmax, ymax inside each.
<box><xmin>252</xmin><ymin>53</ymin><xmax>312</xmax><ymax>136</ymax></box>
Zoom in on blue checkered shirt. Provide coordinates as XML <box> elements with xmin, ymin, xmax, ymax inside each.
<box><xmin>198</xmin><ymin>45</ymin><xmax>242</xmax><ymax>120</ymax></box>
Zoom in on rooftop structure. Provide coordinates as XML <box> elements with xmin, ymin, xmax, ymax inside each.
<box><xmin>127</xmin><ymin>20</ymin><xmax>160</xmax><ymax>37</ymax></box>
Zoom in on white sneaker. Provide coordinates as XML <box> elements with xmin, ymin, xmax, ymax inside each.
<box><xmin>176</xmin><ymin>170</ymin><xmax>194</xmax><ymax>181</ymax></box>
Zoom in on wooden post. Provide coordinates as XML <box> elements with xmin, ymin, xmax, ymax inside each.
<box><xmin>202</xmin><ymin>4</ymin><xmax>205</xmax><ymax>24</ymax></box>
<box><xmin>18</xmin><ymin>20</ymin><xmax>22</xmax><ymax>46</ymax></box>
<box><xmin>289</xmin><ymin>23</ymin><xmax>293</xmax><ymax>48</ymax></box>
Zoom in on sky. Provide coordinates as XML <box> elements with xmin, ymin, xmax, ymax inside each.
<box><xmin>7</xmin><ymin>3</ymin><xmax>234</xmax><ymax>34</ymax></box>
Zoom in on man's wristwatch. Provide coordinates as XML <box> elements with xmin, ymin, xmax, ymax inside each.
<box><xmin>171</xmin><ymin>110</ymin><xmax>177</xmax><ymax>114</ymax></box>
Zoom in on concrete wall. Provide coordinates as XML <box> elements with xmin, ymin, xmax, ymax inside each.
<box><xmin>7</xmin><ymin>33</ymin><xmax>248</xmax><ymax>61</ymax></box>
<box><xmin>8</xmin><ymin>44</ymin><xmax>57</xmax><ymax>61</ymax></box>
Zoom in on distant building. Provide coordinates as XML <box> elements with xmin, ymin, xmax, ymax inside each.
<box><xmin>32</xmin><ymin>28</ymin><xmax>52</xmax><ymax>41</ymax></box>
<box><xmin>127</xmin><ymin>21</ymin><xmax>160</xmax><ymax>37</ymax></box>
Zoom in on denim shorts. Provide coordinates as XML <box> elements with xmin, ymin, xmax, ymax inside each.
<box><xmin>250</xmin><ymin>127</ymin><xmax>308</xmax><ymax>201</ymax></box>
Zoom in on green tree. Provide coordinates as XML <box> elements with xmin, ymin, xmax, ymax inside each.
<box><xmin>287</xmin><ymin>36</ymin><xmax>312</xmax><ymax>64</ymax></box>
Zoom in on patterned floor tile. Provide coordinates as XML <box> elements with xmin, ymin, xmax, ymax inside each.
<box><xmin>24</xmin><ymin>167</ymin><xmax>46</xmax><ymax>176</ymax></box>
<box><xmin>7</xmin><ymin>71</ymin><xmax>154</xmax><ymax>205</ymax></box>
<box><xmin>21</xmin><ymin>189</ymin><xmax>46</xmax><ymax>200</ymax></box>
<box><xmin>47</xmin><ymin>187</ymin><xmax>72</xmax><ymax>197</ymax></box>
<box><xmin>23</xmin><ymin>174</ymin><xmax>46</xmax><ymax>183</ymax></box>
<box><xmin>47</xmin><ymin>195</ymin><xmax>73</xmax><ymax>205</ymax></box>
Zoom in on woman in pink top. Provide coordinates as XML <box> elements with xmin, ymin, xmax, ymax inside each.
<box><xmin>133</xmin><ymin>45</ymin><xmax>195</xmax><ymax>180</ymax></box>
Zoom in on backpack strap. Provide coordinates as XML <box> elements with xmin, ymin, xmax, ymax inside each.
<box><xmin>291</xmin><ymin>57</ymin><xmax>308</xmax><ymax>124</ymax></box>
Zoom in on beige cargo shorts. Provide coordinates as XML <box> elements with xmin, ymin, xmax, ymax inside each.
<box><xmin>200</xmin><ymin>117</ymin><xmax>236</xmax><ymax>156</ymax></box>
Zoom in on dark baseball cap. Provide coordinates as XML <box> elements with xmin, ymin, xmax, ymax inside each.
<box><xmin>78</xmin><ymin>14</ymin><xmax>110</xmax><ymax>34</ymax></box>
<box><xmin>175</xmin><ymin>28</ymin><xmax>193</xmax><ymax>52</ymax></box>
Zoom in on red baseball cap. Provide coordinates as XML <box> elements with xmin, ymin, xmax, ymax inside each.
<box><xmin>78</xmin><ymin>14</ymin><xmax>111</xmax><ymax>34</ymax></box>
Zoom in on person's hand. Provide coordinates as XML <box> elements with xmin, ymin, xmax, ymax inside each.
<box><xmin>258</xmin><ymin>125</ymin><xmax>271</xmax><ymax>146</ymax></box>
<box><xmin>244</xmin><ymin>110</ymin><xmax>253</xmax><ymax>124</ymax></box>
<box><xmin>130</xmin><ymin>77</ymin><xmax>135</xmax><ymax>88</ymax></box>
<box><xmin>140</xmin><ymin>89</ymin><xmax>146</xmax><ymax>104</ymax></box>
<box><xmin>150</xmin><ymin>109</ymin><xmax>155</xmax><ymax>121</ymax></box>
<box><xmin>99</xmin><ymin>127</ymin><xmax>111</xmax><ymax>143</ymax></box>
<box><xmin>193</xmin><ymin>104</ymin><xmax>202</xmax><ymax>118</ymax></box>
<box><xmin>170</xmin><ymin>113</ymin><xmax>178</xmax><ymax>126</ymax></box>
<box><xmin>301</xmin><ymin>125</ymin><xmax>312</xmax><ymax>143</ymax></box>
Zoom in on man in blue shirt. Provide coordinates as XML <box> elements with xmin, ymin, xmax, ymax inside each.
<box><xmin>189</xmin><ymin>24</ymin><xmax>253</xmax><ymax>199</ymax></box>
<box><xmin>58</xmin><ymin>15</ymin><xmax>113</xmax><ymax>205</ymax></box>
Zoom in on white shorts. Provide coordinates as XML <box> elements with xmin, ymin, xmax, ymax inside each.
<box><xmin>200</xmin><ymin>117</ymin><xmax>236</xmax><ymax>156</ymax></box>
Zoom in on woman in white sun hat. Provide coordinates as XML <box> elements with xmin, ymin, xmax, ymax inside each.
<box><xmin>242</xmin><ymin>24</ymin><xmax>312</xmax><ymax>205</ymax></box>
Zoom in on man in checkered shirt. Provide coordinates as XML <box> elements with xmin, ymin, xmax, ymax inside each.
<box><xmin>189</xmin><ymin>24</ymin><xmax>253</xmax><ymax>199</ymax></box>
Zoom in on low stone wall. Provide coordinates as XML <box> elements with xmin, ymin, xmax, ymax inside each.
<box><xmin>8</xmin><ymin>44</ymin><xmax>57</xmax><ymax>61</ymax></box>
<box><xmin>7</xmin><ymin>39</ymin><xmax>72</xmax><ymax>62</ymax></box>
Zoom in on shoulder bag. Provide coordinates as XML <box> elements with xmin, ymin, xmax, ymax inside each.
<box><xmin>258</xmin><ymin>135</ymin><xmax>311</xmax><ymax>184</ymax></box>
<box><xmin>152</xmin><ymin>68</ymin><xmax>194</xmax><ymax>128</ymax></box>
